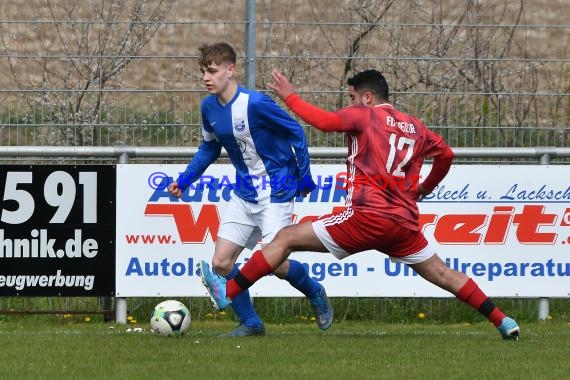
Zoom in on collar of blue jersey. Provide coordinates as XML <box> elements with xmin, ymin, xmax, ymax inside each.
<box><xmin>216</xmin><ymin>85</ymin><xmax>243</xmax><ymax>107</ymax></box>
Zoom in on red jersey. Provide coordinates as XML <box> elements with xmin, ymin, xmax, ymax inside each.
<box><xmin>285</xmin><ymin>95</ymin><xmax>453</xmax><ymax>231</ymax></box>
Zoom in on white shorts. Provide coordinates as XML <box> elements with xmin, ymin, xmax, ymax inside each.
<box><xmin>217</xmin><ymin>195</ymin><xmax>294</xmax><ymax>250</ymax></box>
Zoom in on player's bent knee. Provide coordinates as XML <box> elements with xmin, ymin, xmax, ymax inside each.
<box><xmin>211</xmin><ymin>257</ymin><xmax>234</xmax><ymax>275</ymax></box>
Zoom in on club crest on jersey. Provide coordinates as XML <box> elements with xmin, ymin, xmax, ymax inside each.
<box><xmin>233</xmin><ymin>117</ymin><xmax>246</xmax><ymax>132</ymax></box>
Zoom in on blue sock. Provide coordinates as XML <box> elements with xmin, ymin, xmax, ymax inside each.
<box><xmin>223</xmin><ymin>265</ymin><xmax>262</xmax><ymax>328</ymax></box>
<box><xmin>284</xmin><ymin>260</ymin><xmax>321</xmax><ymax>298</ymax></box>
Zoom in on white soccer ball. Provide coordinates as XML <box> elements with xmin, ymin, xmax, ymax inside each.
<box><xmin>150</xmin><ymin>300</ymin><xmax>191</xmax><ymax>336</ymax></box>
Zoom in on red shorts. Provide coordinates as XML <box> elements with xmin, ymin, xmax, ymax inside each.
<box><xmin>312</xmin><ymin>208</ymin><xmax>432</xmax><ymax>260</ymax></box>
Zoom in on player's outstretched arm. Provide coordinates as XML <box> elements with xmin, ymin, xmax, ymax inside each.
<box><xmin>267</xmin><ymin>69</ymin><xmax>342</xmax><ymax>132</ymax></box>
<box><xmin>175</xmin><ymin>138</ymin><xmax>221</xmax><ymax>192</ymax></box>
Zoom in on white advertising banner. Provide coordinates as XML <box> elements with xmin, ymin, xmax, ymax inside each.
<box><xmin>116</xmin><ymin>164</ymin><xmax>570</xmax><ymax>297</ymax></box>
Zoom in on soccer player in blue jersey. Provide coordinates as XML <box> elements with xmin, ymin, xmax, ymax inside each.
<box><xmin>167</xmin><ymin>42</ymin><xmax>333</xmax><ymax>336</ymax></box>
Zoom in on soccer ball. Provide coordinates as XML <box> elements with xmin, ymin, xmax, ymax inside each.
<box><xmin>150</xmin><ymin>300</ymin><xmax>191</xmax><ymax>336</ymax></box>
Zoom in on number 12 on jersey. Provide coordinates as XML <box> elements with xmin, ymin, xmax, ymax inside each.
<box><xmin>385</xmin><ymin>133</ymin><xmax>415</xmax><ymax>177</ymax></box>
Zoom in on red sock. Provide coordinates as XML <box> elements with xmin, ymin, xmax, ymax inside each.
<box><xmin>456</xmin><ymin>278</ymin><xmax>506</xmax><ymax>327</ymax></box>
<box><xmin>227</xmin><ymin>250</ymin><xmax>273</xmax><ymax>299</ymax></box>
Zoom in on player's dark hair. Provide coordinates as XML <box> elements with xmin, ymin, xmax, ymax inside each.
<box><xmin>347</xmin><ymin>70</ymin><xmax>389</xmax><ymax>101</ymax></box>
<box><xmin>198</xmin><ymin>42</ymin><xmax>237</xmax><ymax>68</ymax></box>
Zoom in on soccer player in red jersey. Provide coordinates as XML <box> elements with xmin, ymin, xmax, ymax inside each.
<box><xmin>199</xmin><ymin>69</ymin><xmax>520</xmax><ymax>340</ymax></box>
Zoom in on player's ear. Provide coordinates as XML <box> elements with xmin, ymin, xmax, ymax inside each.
<box><xmin>363</xmin><ymin>91</ymin><xmax>374</xmax><ymax>106</ymax></box>
<box><xmin>226</xmin><ymin>63</ymin><xmax>236</xmax><ymax>78</ymax></box>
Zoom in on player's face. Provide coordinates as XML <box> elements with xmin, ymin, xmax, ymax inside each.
<box><xmin>348</xmin><ymin>85</ymin><xmax>362</xmax><ymax>106</ymax></box>
<box><xmin>348</xmin><ymin>86</ymin><xmax>373</xmax><ymax>106</ymax></box>
<box><xmin>200</xmin><ymin>62</ymin><xmax>235</xmax><ymax>95</ymax></box>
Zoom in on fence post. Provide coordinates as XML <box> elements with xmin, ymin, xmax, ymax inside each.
<box><xmin>537</xmin><ymin>153</ymin><xmax>551</xmax><ymax>320</ymax></box>
<box><xmin>115</xmin><ymin>152</ymin><xmax>130</xmax><ymax>324</ymax></box>
<box><xmin>102</xmin><ymin>297</ymin><xmax>113</xmax><ymax>322</ymax></box>
<box><xmin>245</xmin><ymin>0</ymin><xmax>256</xmax><ymax>89</ymax></box>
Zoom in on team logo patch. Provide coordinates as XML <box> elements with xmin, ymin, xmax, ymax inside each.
<box><xmin>233</xmin><ymin>117</ymin><xmax>246</xmax><ymax>132</ymax></box>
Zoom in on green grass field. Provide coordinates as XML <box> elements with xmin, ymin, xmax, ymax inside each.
<box><xmin>1</xmin><ymin>319</ymin><xmax>569</xmax><ymax>380</ymax></box>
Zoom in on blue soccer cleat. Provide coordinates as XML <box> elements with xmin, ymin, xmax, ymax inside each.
<box><xmin>220</xmin><ymin>323</ymin><xmax>266</xmax><ymax>337</ymax></box>
<box><xmin>498</xmin><ymin>316</ymin><xmax>520</xmax><ymax>341</ymax></box>
<box><xmin>198</xmin><ymin>260</ymin><xmax>231</xmax><ymax>311</ymax></box>
<box><xmin>308</xmin><ymin>285</ymin><xmax>334</xmax><ymax>330</ymax></box>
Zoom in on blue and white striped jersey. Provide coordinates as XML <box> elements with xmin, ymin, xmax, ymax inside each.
<box><xmin>177</xmin><ymin>86</ymin><xmax>314</xmax><ymax>204</ymax></box>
